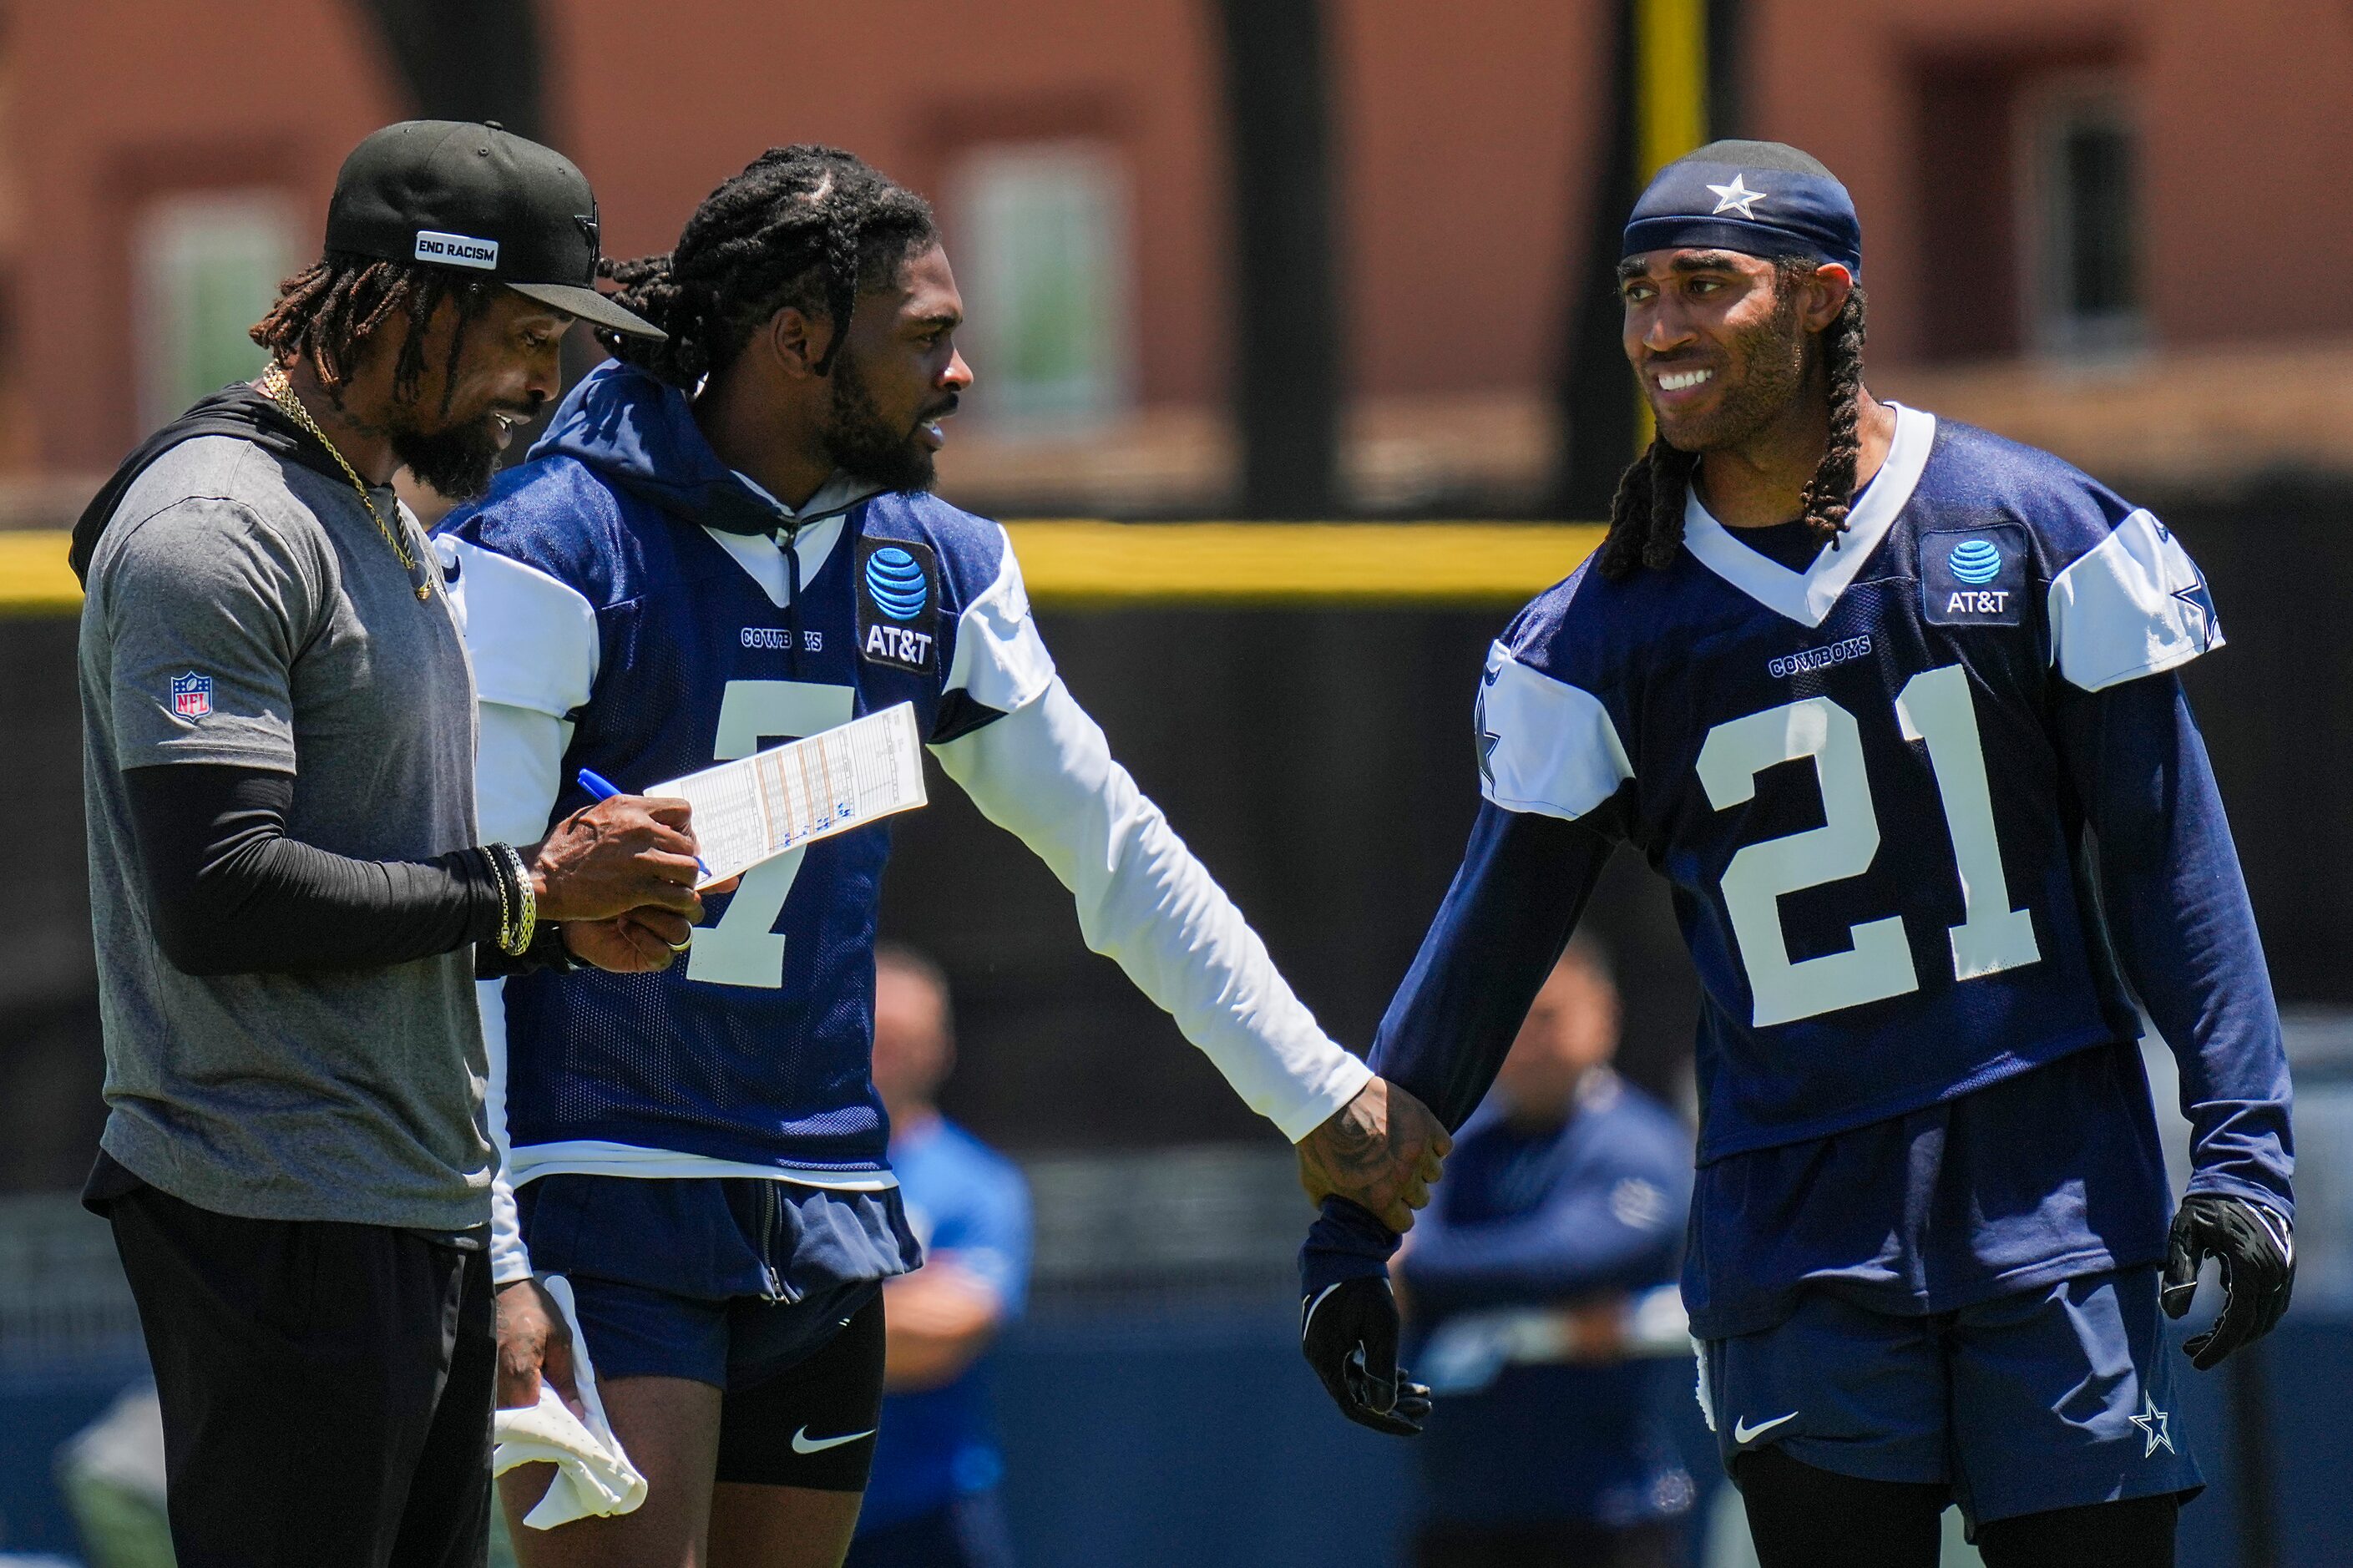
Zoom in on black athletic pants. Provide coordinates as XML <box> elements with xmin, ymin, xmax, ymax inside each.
<box><xmin>104</xmin><ymin>1179</ymin><xmax>496</xmax><ymax>1568</ymax></box>
<box><xmin>1736</xmin><ymin>1446</ymin><xmax>2179</xmax><ymax>1568</ymax></box>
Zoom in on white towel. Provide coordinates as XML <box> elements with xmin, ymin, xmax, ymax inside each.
<box><xmin>491</xmin><ymin>1275</ymin><xmax>649</xmax><ymax>1529</ymax></box>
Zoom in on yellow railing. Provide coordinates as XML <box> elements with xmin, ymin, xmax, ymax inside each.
<box><xmin>999</xmin><ymin>521</ymin><xmax>1600</xmax><ymax>604</ymax></box>
<box><xmin>2</xmin><ymin>521</ymin><xmax>1603</xmax><ymax>615</ymax></box>
<box><xmin>0</xmin><ymin>531</ymin><xmax>83</xmax><ymax>615</ymax></box>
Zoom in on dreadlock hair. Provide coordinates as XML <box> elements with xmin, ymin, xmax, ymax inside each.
<box><xmin>250</xmin><ymin>252</ymin><xmax>496</xmax><ymax>411</ymax></box>
<box><xmin>598</xmin><ymin>144</ymin><xmax>939</xmax><ymax>389</ymax></box>
<box><xmin>1596</xmin><ymin>260</ymin><xmax>1870</xmax><ymax>580</ymax></box>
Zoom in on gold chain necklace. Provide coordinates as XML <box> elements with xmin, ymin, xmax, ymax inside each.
<box><xmin>259</xmin><ymin>364</ymin><xmax>432</xmax><ymax>601</ymax></box>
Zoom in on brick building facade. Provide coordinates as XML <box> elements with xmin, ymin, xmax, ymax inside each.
<box><xmin>2</xmin><ymin>0</ymin><xmax>2348</xmax><ymax>509</ymax></box>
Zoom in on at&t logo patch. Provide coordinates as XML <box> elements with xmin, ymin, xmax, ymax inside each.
<box><xmin>1922</xmin><ymin>524</ymin><xmax>2027</xmax><ymax>627</ymax></box>
<box><xmin>856</xmin><ymin>537</ymin><xmax>940</xmax><ymax>673</ymax></box>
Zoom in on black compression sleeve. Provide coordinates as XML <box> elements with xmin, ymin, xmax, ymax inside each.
<box><xmin>124</xmin><ymin>761</ymin><xmax>505</xmax><ymax>975</ymax></box>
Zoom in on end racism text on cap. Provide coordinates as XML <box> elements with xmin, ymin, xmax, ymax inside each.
<box><xmin>412</xmin><ymin>230</ymin><xmax>501</xmax><ymax>271</ymax></box>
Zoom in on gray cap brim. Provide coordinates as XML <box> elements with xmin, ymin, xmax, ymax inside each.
<box><xmin>506</xmin><ymin>280</ymin><xmax>667</xmax><ymax>340</ymax></box>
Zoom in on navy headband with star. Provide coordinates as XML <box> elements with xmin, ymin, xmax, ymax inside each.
<box><xmin>1622</xmin><ymin>140</ymin><xmax>1863</xmax><ymax>279</ymax></box>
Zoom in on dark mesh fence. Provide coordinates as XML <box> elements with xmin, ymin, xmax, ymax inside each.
<box><xmin>6</xmin><ymin>478</ymin><xmax>2350</xmax><ymax>1182</ymax></box>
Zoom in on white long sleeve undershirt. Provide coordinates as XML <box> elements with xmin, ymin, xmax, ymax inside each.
<box><xmin>933</xmin><ymin>679</ymin><xmax>1370</xmax><ymax>1141</ymax></box>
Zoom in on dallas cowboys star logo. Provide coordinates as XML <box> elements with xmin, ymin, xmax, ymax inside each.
<box><xmin>1475</xmin><ymin>668</ymin><xmax>1502</xmax><ymax>787</ymax></box>
<box><xmin>2173</xmin><ymin>576</ymin><xmax>2219</xmax><ymax>652</ymax></box>
<box><xmin>2128</xmin><ymin>1390</ymin><xmax>2175</xmax><ymax>1458</ymax></box>
<box><xmin>1707</xmin><ymin>174</ymin><xmax>1769</xmax><ymax>219</ymax></box>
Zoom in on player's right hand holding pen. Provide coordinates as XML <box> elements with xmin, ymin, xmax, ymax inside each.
<box><xmin>529</xmin><ymin>770</ymin><xmax>742</xmax><ymax>974</ymax></box>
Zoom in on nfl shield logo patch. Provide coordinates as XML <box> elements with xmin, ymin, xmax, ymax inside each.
<box><xmin>170</xmin><ymin>672</ymin><xmax>213</xmax><ymax>719</ymax></box>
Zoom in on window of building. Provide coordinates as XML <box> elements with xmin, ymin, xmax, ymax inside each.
<box><xmin>947</xmin><ymin>141</ymin><xmax>1131</xmax><ymax>425</ymax></box>
<box><xmin>134</xmin><ymin>190</ymin><xmax>296</xmax><ymax>431</ymax></box>
<box><xmin>1912</xmin><ymin>54</ymin><xmax>2141</xmax><ymax>364</ymax></box>
<box><xmin>2023</xmin><ymin>84</ymin><xmax>2143</xmax><ymax>356</ymax></box>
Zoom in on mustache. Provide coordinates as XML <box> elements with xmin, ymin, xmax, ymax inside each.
<box><xmin>917</xmin><ymin>393</ymin><xmax>959</xmax><ymax>424</ymax></box>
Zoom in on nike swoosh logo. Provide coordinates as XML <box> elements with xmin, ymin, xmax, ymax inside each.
<box><xmin>791</xmin><ymin>1425</ymin><xmax>876</xmax><ymax>1454</ymax></box>
<box><xmin>1733</xmin><ymin>1411</ymin><xmax>1798</xmax><ymax>1444</ymax></box>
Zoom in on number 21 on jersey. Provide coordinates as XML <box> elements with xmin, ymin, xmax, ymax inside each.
<box><xmin>1696</xmin><ymin>664</ymin><xmax>2041</xmax><ymax>1027</ymax></box>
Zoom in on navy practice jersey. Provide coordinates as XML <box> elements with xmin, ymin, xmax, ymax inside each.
<box><xmin>446</xmin><ymin>450</ymin><xmax>1030</xmax><ymax>1178</ymax></box>
<box><xmin>1477</xmin><ymin>405</ymin><xmax>2237</xmax><ymax>1156</ymax></box>
<box><xmin>1303</xmin><ymin>402</ymin><xmax>2292</xmax><ymax>1331</ymax></box>
<box><xmin>448</xmin><ymin>362</ymin><xmax>1369</xmax><ymax>1287</ymax></box>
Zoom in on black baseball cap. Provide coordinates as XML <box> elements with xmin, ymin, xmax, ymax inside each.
<box><xmin>324</xmin><ymin>119</ymin><xmax>663</xmax><ymax>340</ymax></box>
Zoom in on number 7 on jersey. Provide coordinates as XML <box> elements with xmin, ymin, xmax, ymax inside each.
<box><xmin>686</xmin><ymin>680</ymin><xmax>855</xmax><ymax>989</ymax></box>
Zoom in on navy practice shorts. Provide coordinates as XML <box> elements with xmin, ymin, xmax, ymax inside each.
<box><xmin>518</xmin><ymin>1174</ymin><xmax>893</xmax><ymax>1490</ymax></box>
<box><xmin>1698</xmin><ymin>1266</ymin><xmax>2202</xmax><ymax>1531</ymax></box>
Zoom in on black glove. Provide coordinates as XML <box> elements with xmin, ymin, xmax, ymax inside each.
<box><xmin>1300</xmin><ymin>1275</ymin><xmax>1432</xmax><ymax>1436</ymax></box>
<box><xmin>2161</xmin><ymin>1193</ymin><xmax>2295</xmax><ymax>1371</ymax></box>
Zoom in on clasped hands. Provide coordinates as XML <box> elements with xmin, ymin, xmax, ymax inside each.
<box><xmin>1295</xmin><ymin>1075</ymin><xmax>1450</xmax><ymax>1234</ymax></box>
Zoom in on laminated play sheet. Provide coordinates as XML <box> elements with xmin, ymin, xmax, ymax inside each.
<box><xmin>647</xmin><ymin>702</ymin><xmax>927</xmax><ymax>886</ymax></box>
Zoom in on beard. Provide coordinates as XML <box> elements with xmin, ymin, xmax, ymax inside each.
<box><xmin>819</xmin><ymin>349</ymin><xmax>944</xmax><ymax>494</ymax></box>
<box><xmin>388</xmin><ymin>411</ymin><xmax>507</xmax><ymax>502</ymax></box>
<box><xmin>1649</xmin><ymin>286</ymin><xmax>1810</xmax><ymax>454</ymax></box>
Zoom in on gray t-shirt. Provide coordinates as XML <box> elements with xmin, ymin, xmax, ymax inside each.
<box><xmin>78</xmin><ymin>434</ymin><xmax>491</xmax><ymax>1231</ymax></box>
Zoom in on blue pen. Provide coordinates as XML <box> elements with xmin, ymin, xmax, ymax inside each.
<box><xmin>575</xmin><ymin>767</ymin><xmax>625</xmax><ymax>802</ymax></box>
<box><xmin>578</xmin><ymin>768</ymin><xmax>712</xmax><ymax>881</ymax></box>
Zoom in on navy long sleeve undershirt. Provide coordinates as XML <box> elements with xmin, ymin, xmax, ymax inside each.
<box><xmin>2055</xmin><ymin>675</ymin><xmax>2293</xmax><ymax>1216</ymax></box>
<box><xmin>1303</xmin><ymin>807</ymin><xmax>1615</xmax><ymax>1287</ymax></box>
<box><xmin>1305</xmin><ymin>670</ymin><xmax>2292</xmax><ymax>1294</ymax></box>
<box><xmin>1374</xmin><ymin>805</ymin><xmax>1618</xmax><ymax>1132</ymax></box>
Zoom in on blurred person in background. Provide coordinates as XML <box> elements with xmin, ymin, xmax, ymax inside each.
<box><xmin>57</xmin><ymin>1383</ymin><xmax>171</xmax><ymax>1568</ymax></box>
<box><xmin>1395</xmin><ymin>940</ymin><xmax>1693</xmax><ymax>1568</ymax></box>
<box><xmin>847</xmin><ymin>944</ymin><xmax>1031</xmax><ymax>1568</ymax></box>
<box><xmin>66</xmin><ymin>119</ymin><xmax>702</xmax><ymax>1567</ymax></box>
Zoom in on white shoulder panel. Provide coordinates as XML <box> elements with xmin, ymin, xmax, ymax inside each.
<box><xmin>2046</xmin><ymin>508</ymin><xmax>2224</xmax><ymax>693</ymax></box>
<box><xmin>448</xmin><ymin>538</ymin><xmax>600</xmax><ymax>718</ymax></box>
<box><xmin>942</xmin><ymin>525</ymin><xmax>1056</xmax><ymax>715</ymax></box>
<box><xmin>1477</xmin><ymin>642</ymin><xmax>1635</xmax><ymax>820</ymax></box>
<box><xmin>477</xmin><ymin>701</ymin><xmax>572</xmax><ymax>847</ymax></box>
